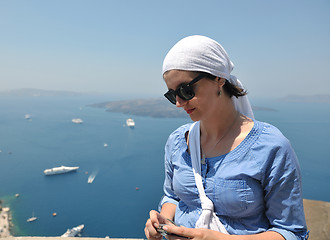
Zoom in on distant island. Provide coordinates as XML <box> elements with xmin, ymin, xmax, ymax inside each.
<box><xmin>90</xmin><ymin>98</ymin><xmax>188</xmax><ymax>118</ymax></box>
<box><xmin>89</xmin><ymin>98</ymin><xmax>277</xmax><ymax>118</ymax></box>
<box><xmin>0</xmin><ymin>88</ymin><xmax>103</xmax><ymax>97</ymax></box>
<box><xmin>278</xmin><ymin>94</ymin><xmax>330</xmax><ymax>104</ymax></box>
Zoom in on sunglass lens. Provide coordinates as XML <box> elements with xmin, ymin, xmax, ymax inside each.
<box><xmin>179</xmin><ymin>86</ymin><xmax>194</xmax><ymax>100</ymax></box>
<box><xmin>164</xmin><ymin>91</ymin><xmax>176</xmax><ymax>104</ymax></box>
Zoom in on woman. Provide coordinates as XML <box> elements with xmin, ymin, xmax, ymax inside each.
<box><xmin>145</xmin><ymin>35</ymin><xmax>308</xmax><ymax>240</ymax></box>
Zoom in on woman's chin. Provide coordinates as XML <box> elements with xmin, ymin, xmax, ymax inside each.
<box><xmin>188</xmin><ymin>114</ymin><xmax>199</xmax><ymax>122</ymax></box>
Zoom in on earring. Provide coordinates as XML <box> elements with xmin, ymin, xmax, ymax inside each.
<box><xmin>218</xmin><ymin>90</ymin><xmax>221</xmax><ymax>96</ymax></box>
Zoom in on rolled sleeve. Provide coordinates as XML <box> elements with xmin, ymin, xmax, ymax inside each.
<box><xmin>269</xmin><ymin>228</ymin><xmax>300</xmax><ymax>240</ymax></box>
<box><xmin>158</xmin><ymin>195</ymin><xmax>179</xmax><ymax>211</ymax></box>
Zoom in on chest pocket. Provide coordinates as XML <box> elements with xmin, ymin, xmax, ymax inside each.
<box><xmin>213</xmin><ymin>178</ymin><xmax>252</xmax><ymax>217</ymax></box>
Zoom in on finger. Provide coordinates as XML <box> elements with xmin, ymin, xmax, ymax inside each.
<box><xmin>145</xmin><ymin>218</ymin><xmax>162</xmax><ymax>239</ymax></box>
<box><xmin>144</xmin><ymin>226</ymin><xmax>150</xmax><ymax>239</ymax></box>
<box><xmin>149</xmin><ymin>210</ymin><xmax>159</xmax><ymax>219</ymax></box>
<box><xmin>149</xmin><ymin>210</ymin><xmax>161</xmax><ymax>227</ymax></box>
<box><xmin>144</xmin><ymin>227</ymin><xmax>162</xmax><ymax>240</ymax></box>
<box><xmin>145</xmin><ymin>227</ymin><xmax>161</xmax><ymax>240</ymax></box>
<box><xmin>163</xmin><ymin>225</ymin><xmax>195</xmax><ymax>239</ymax></box>
<box><xmin>149</xmin><ymin>210</ymin><xmax>170</xmax><ymax>228</ymax></box>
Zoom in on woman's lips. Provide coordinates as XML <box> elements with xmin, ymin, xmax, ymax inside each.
<box><xmin>185</xmin><ymin>108</ymin><xmax>195</xmax><ymax>114</ymax></box>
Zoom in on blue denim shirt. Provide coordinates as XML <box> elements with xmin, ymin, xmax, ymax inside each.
<box><xmin>159</xmin><ymin>120</ymin><xmax>308</xmax><ymax>240</ymax></box>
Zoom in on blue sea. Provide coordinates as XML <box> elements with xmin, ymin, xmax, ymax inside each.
<box><xmin>0</xmin><ymin>96</ymin><xmax>329</xmax><ymax>238</ymax></box>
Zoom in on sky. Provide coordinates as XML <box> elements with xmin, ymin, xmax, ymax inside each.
<box><xmin>0</xmin><ymin>0</ymin><xmax>329</xmax><ymax>98</ymax></box>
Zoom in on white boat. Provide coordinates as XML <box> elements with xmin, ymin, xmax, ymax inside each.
<box><xmin>44</xmin><ymin>166</ymin><xmax>79</xmax><ymax>176</ymax></box>
<box><xmin>61</xmin><ymin>224</ymin><xmax>84</xmax><ymax>237</ymax></box>
<box><xmin>72</xmin><ymin>118</ymin><xmax>83</xmax><ymax>124</ymax></box>
<box><xmin>27</xmin><ymin>212</ymin><xmax>37</xmax><ymax>222</ymax></box>
<box><xmin>104</xmin><ymin>143</ymin><xmax>108</xmax><ymax>147</ymax></box>
<box><xmin>25</xmin><ymin>114</ymin><xmax>31</xmax><ymax>120</ymax></box>
<box><xmin>126</xmin><ymin>118</ymin><xmax>135</xmax><ymax>128</ymax></box>
<box><xmin>87</xmin><ymin>174</ymin><xmax>95</xmax><ymax>184</ymax></box>
<box><xmin>27</xmin><ymin>216</ymin><xmax>37</xmax><ymax>222</ymax></box>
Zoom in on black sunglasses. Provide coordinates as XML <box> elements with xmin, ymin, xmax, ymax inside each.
<box><xmin>164</xmin><ymin>73</ymin><xmax>206</xmax><ymax>104</ymax></box>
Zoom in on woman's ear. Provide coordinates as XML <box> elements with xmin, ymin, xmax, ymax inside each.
<box><xmin>217</xmin><ymin>77</ymin><xmax>226</xmax><ymax>88</ymax></box>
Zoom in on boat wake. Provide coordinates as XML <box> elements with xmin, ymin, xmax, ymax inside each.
<box><xmin>87</xmin><ymin>174</ymin><xmax>95</xmax><ymax>184</ymax></box>
<box><xmin>87</xmin><ymin>171</ymin><xmax>98</xmax><ymax>184</ymax></box>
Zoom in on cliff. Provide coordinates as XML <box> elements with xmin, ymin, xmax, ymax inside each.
<box><xmin>303</xmin><ymin>199</ymin><xmax>330</xmax><ymax>240</ymax></box>
<box><xmin>89</xmin><ymin>98</ymin><xmax>276</xmax><ymax>118</ymax></box>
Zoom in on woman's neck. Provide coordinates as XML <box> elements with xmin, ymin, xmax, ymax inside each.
<box><xmin>200</xmin><ymin>98</ymin><xmax>239</xmax><ymax>141</ymax></box>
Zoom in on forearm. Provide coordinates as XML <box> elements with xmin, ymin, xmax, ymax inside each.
<box><xmin>218</xmin><ymin>230</ymin><xmax>285</xmax><ymax>240</ymax></box>
<box><xmin>159</xmin><ymin>202</ymin><xmax>176</xmax><ymax>220</ymax></box>
<box><xmin>163</xmin><ymin>225</ymin><xmax>286</xmax><ymax>240</ymax></box>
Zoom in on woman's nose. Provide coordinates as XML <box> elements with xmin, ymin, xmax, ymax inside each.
<box><xmin>175</xmin><ymin>96</ymin><xmax>187</xmax><ymax>107</ymax></box>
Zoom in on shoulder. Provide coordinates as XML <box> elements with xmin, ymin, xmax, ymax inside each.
<box><xmin>165</xmin><ymin>123</ymin><xmax>192</xmax><ymax>151</ymax></box>
<box><xmin>167</xmin><ymin>123</ymin><xmax>192</xmax><ymax>143</ymax></box>
<box><xmin>252</xmin><ymin>120</ymin><xmax>300</xmax><ymax>173</ymax></box>
<box><xmin>254</xmin><ymin>120</ymin><xmax>291</xmax><ymax>149</ymax></box>
<box><xmin>250</xmin><ymin>120</ymin><xmax>297</xmax><ymax>166</ymax></box>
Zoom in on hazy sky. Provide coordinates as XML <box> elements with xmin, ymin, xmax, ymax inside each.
<box><xmin>1</xmin><ymin>0</ymin><xmax>329</xmax><ymax>98</ymax></box>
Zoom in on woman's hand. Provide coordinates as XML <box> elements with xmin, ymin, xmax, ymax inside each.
<box><xmin>145</xmin><ymin>210</ymin><xmax>169</xmax><ymax>240</ymax></box>
<box><xmin>162</xmin><ymin>225</ymin><xmax>229</xmax><ymax>240</ymax></box>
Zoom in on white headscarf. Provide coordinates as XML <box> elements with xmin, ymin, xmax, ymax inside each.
<box><xmin>162</xmin><ymin>35</ymin><xmax>254</xmax><ymax>119</ymax></box>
